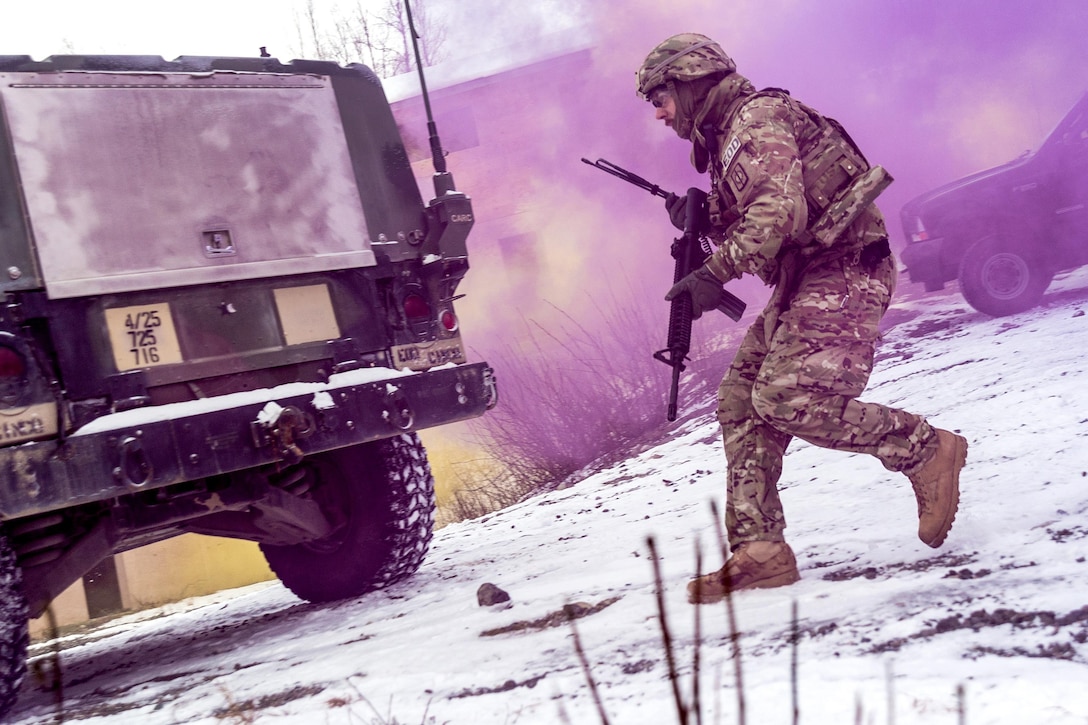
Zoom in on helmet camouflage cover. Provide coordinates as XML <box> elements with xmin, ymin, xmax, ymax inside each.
<box><xmin>636</xmin><ymin>33</ymin><xmax>736</xmax><ymax>99</ymax></box>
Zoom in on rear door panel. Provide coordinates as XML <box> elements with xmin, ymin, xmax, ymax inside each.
<box><xmin>0</xmin><ymin>70</ymin><xmax>376</xmax><ymax>298</ymax></box>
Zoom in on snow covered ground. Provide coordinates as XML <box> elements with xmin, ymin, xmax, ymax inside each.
<box><xmin>8</xmin><ymin>272</ymin><xmax>1088</xmax><ymax>725</ymax></box>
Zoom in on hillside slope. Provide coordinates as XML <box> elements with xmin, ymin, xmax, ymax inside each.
<box><xmin>10</xmin><ymin>273</ymin><xmax>1088</xmax><ymax>725</ymax></box>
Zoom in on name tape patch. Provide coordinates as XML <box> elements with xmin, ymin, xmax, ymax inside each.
<box><xmin>722</xmin><ymin>136</ymin><xmax>742</xmax><ymax>171</ymax></box>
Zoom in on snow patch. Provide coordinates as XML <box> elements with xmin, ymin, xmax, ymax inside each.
<box><xmin>255</xmin><ymin>401</ymin><xmax>284</xmax><ymax>426</ymax></box>
<box><xmin>72</xmin><ymin>365</ymin><xmax>422</xmax><ymax>436</ymax></box>
<box><xmin>310</xmin><ymin>391</ymin><xmax>336</xmax><ymax>410</ymax></box>
<box><xmin>15</xmin><ymin>276</ymin><xmax>1088</xmax><ymax>725</ymax></box>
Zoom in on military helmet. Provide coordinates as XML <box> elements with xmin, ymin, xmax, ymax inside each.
<box><xmin>636</xmin><ymin>33</ymin><xmax>736</xmax><ymax>99</ymax></box>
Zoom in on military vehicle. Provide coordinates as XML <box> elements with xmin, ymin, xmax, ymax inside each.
<box><xmin>900</xmin><ymin>92</ymin><xmax>1088</xmax><ymax>316</ymax></box>
<box><xmin>0</xmin><ymin>52</ymin><xmax>496</xmax><ymax>715</ymax></box>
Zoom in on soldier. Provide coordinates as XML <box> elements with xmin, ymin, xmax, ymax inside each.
<box><xmin>636</xmin><ymin>34</ymin><xmax>968</xmax><ymax>602</ymax></box>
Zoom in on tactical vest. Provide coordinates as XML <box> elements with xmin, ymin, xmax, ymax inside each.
<box><xmin>706</xmin><ymin>88</ymin><xmax>888</xmax><ymax>250</ymax></box>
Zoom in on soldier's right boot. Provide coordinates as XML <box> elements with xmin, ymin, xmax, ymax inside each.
<box><xmin>687</xmin><ymin>541</ymin><xmax>800</xmax><ymax>604</ymax></box>
<box><xmin>907</xmin><ymin>428</ymin><xmax>968</xmax><ymax>548</ymax></box>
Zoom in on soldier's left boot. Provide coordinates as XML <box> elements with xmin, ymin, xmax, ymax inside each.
<box><xmin>687</xmin><ymin>541</ymin><xmax>800</xmax><ymax>604</ymax></box>
<box><xmin>907</xmin><ymin>428</ymin><xmax>968</xmax><ymax>548</ymax></box>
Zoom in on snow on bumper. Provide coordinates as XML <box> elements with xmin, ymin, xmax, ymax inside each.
<box><xmin>0</xmin><ymin>362</ymin><xmax>496</xmax><ymax>519</ymax></box>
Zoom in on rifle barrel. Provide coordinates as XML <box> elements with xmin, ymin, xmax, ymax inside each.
<box><xmin>581</xmin><ymin>158</ymin><xmax>669</xmax><ymax>198</ymax></box>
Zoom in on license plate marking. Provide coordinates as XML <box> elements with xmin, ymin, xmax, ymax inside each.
<box><xmin>105</xmin><ymin>303</ymin><xmax>183</xmax><ymax>371</ymax></box>
<box><xmin>390</xmin><ymin>337</ymin><xmax>466</xmax><ymax>371</ymax></box>
<box><xmin>0</xmin><ymin>402</ymin><xmax>59</xmax><ymax>444</ymax></box>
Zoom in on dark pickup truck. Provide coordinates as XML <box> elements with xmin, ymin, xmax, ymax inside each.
<box><xmin>0</xmin><ymin>53</ymin><xmax>496</xmax><ymax>715</ymax></box>
<box><xmin>899</xmin><ymin>92</ymin><xmax>1088</xmax><ymax>316</ymax></box>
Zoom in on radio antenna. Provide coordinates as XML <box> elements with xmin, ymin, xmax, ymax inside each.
<box><xmin>404</xmin><ymin>0</ymin><xmax>455</xmax><ymax>195</ymax></box>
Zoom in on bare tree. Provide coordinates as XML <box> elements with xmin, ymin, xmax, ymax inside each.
<box><xmin>377</xmin><ymin>0</ymin><xmax>447</xmax><ymax>74</ymax></box>
<box><xmin>291</xmin><ymin>0</ymin><xmax>446</xmax><ymax>77</ymax></box>
<box><xmin>383</xmin><ymin>0</ymin><xmax>413</xmax><ymax>74</ymax></box>
<box><xmin>343</xmin><ymin>1</ymin><xmax>383</xmax><ymax>70</ymax></box>
<box><xmin>409</xmin><ymin>0</ymin><xmax>448</xmax><ymax>67</ymax></box>
<box><xmin>294</xmin><ymin>0</ymin><xmax>340</xmax><ymax>62</ymax></box>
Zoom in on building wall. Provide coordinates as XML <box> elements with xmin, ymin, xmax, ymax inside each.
<box><xmin>27</xmin><ymin>581</ymin><xmax>87</xmax><ymax>639</ymax></box>
<box><xmin>390</xmin><ymin>49</ymin><xmax>594</xmax><ymax>328</ymax></box>
<box><xmin>29</xmin><ymin>534</ymin><xmax>273</xmax><ymax>639</ymax></box>
<box><xmin>116</xmin><ymin>534</ymin><xmax>273</xmax><ymax>609</ymax></box>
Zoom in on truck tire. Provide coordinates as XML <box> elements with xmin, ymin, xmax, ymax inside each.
<box><xmin>0</xmin><ymin>534</ymin><xmax>28</xmax><ymax>720</ymax></box>
<box><xmin>260</xmin><ymin>433</ymin><xmax>436</xmax><ymax>603</ymax></box>
<box><xmin>958</xmin><ymin>233</ymin><xmax>1053</xmax><ymax>316</ymax></box>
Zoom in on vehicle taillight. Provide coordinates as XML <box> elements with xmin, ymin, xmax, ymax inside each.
<box><xmin>440</xmin><ymin>309</ymin><xmax>458</xmax><ymax>332</ymax></box>
<box><xmin>0</xmin><ymin>346</ymin><xmax>26</xmax><ymax>379</ymax></box>
<box><xmin>403</xmin><ymin>294</ymin><xmax>432</xmax><ymax>319</ymax></box>
<box><xmin>909</xmin><ymin>217</ymin><xmax>929</xmax><ymax>243</ymax></box>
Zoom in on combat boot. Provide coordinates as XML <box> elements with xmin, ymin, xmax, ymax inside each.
<box><xmin>908</xmin><ymin>428</ymin><xmax>968</xmax><ymax>548</ymax></box>
<box><xmin>687</xmin><ymin>541</ymin><xmax>800</xmax><ymax>604</ymax></box>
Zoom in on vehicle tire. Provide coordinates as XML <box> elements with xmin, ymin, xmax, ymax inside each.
<box><xmin>958</xmin><ymin>232</ymin><xmax>1054</xmax><ymax>316</ymax></box>
<box><xmin>260</xmin><ymin>433</ymin><xmax>436</xmax><ymax>603</ymax></box>
<box><xmin>0</xmin><ymin>534</ymin><xmax>28</xmax><ymax>720</ymax></box>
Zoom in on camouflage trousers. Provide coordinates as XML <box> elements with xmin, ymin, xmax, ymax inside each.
<box><xmin>717</xmin><ymin>250</ymin><xmax>938</xmax><ymax>546</ymax></box>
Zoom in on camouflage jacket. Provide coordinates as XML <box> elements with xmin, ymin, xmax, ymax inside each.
<box><xmin>695</xmin><ymin>79</ymin><xmax>884</xmax><ymax>286</ymax></box>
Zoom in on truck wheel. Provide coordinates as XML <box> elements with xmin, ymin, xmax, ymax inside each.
<box><xmin>0</xmin><ymin>534</ymin><xmax>28</xmax><ymax>720</ymax></box>
<box><xmin>958</xmin><ymin>233</ymin><xmax>1053</xmax><ymax>316</ymax></box>
<box><xmin>260</xmin><ymin>433</ymin><xmax>436</xmax><ymax>603</ymax></box>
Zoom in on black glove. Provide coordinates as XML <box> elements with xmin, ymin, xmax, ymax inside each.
<box><xmin>665</xmin><ymin>265</ymin><xmax>728</xmax><ymax>320</ymax></box>
<box><xmin>664</xmin><ymin>192</ymin><xmax>688</xmax><ymax>231</ymax></box>
<box><xmin>664</xmin><ymin>190</ymin><xmax>710</xmax><ymax>233</ymax></box>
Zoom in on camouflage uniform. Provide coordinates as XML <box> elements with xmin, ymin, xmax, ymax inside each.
<box><xmin>639</xmin><ymin>35</ymin><xmax>940</xmax><ymax>548</ymax></box>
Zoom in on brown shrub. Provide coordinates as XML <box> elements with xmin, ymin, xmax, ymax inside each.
<box><xmin>463</xmin><ymin>287</ymin><xmax>742</xmax><ymax>506</ymax></box>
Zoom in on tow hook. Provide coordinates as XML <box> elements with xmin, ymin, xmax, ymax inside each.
<box><xmin>383</xmin><ymin>385</ymin><xmax>414</xmax><ymax>430</ymax></box>
<box><xmin>482</xmin><ymin>366</ymin><xmax>499</xmax><ymax>410</ymax></box>
<box><xmin>254</xmin><ymin>405</ymin><xmax>315</xmax><ymax>465</ymax></box>
<box><xmin>114</xmin><ymin>432</ymin><xmax>153</xmax><ymax>490</ymax></box>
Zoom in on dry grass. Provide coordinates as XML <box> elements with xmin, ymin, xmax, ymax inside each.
<box><xmin>455</xmin><ymin>285</ymin><xmax>740</xmax><ymax>520</ymax></box>
<box><xmin>569</xmin><ymin>522</ymin><xmax>971</xmax><ymax>725</ymax></box>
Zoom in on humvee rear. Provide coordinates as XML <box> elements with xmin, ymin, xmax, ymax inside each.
<box><xmin>0</xmin><ymin>54</ymin><xmax>496</xmax><ymax>714</ymax></box>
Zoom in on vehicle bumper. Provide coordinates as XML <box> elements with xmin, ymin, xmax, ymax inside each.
<box><xmin>0</xmin><ymin>362</ymin><xmax>497</xmax><ymax>519</ymax></box>
<box><xmin>899</xmin><ymin>238</ymin><xmax>946</xmax><ymax>287</ymax></box>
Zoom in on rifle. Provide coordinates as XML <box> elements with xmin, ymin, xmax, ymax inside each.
<box><xmin>581</xmin><ymin>157</ymin><xmax>746</xmax><ymax>421</ymax></box>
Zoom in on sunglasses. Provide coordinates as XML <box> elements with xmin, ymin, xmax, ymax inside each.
<box><xmin>649</xmin><ymin>87</ymin><xmax>673</xmax><ymax>109</ymax></box>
